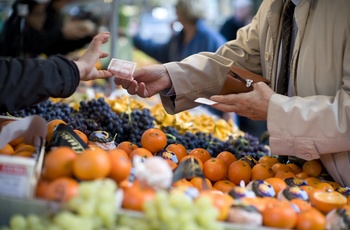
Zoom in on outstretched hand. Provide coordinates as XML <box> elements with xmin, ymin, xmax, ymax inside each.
<box><xmin>113</xmin><ymin>64</ymin><xmax>172</xmax><ymax>98</ymax></box>
<box><xmin>74</xmin><ymin>31</ymin><xmax>113</xmax><ymax>81</ymax></box>
<box><xmin>210</xmin><ymin>82</ymin><xmax>275</xmax><ymax>120</ymax></box>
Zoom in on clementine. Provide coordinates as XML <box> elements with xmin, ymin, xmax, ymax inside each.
<box><xmin>129</xmin><ymin>147</ymin><xmax>153</xmax><ymax>159</ymax></box>
<box><xmin>166</xmin><ymin>143</ymin><xmax>188</xmax><ymax>162</ymax></box>
<box><xmin>262</xmin><ymin>200</ymin><xmax>298</xmax><ymax>229</ymax></box>
<box><xmin>188</xmin><ymin>148</ymin><xmax>211</xmax><ymax>164</ymax></box>
<box><xmin>251</xmin><ymin>163</ymin><xmax>274</xmax><ymax>181</ymax></box>
<box><xmin>46</xmin><ymin>119</ymin><xmax>67</xmax><ymax>143</ymax></box>
<box><xmin>190</xmin><ymin>177</ymin><xmax>212</xmax><ymax>191</ymax></box>
<box><xmin>203</xmin><ymin>158</ymin><xmax>227</xmax><ymax>182</ymax></box>
<box><xmin>140</xmin><ymin>128</ymin><xmax>167</xmax><ymax>154</ymax></box>
<box><xmin>42</xmin><ymin>146</ymin><xmax>77</xmax><ymax>181</ymax></box>
<box><xmin>122</xmin><ymin>180</ymin><xmax>156</xmax><ymax>211</ymax></box>
<box><xmin>227</xmin><ymin>160</ymin><xmax>252</xmax><ymax>186</ymax></box>
<box><xmin>0</xmin><ymin>143</ymin><xmax>15</xmax><ymax>155</ymax></box>
<box><xmin>296</xmin><ymin>207</ymin><xmax>326</xmax><ymax>230</ymax></box>
<box><xmin>264</xmin><ymin>177</ymin><xmax>288</xmax><ymax>197</ymax></box>
<box><xmin>216</xmin><ymin>151</ymin><xmax>238</xmax><ymax>168</ymax></box>
<box><xmin>213</xmin><ymin>179</ymin><xmax>235</xmax><ymax>193</ymax></box>
<box><xmin>45</xmin><ymin>177</ymin><xmax>79</xmax><ymax>202</ymax></box>
<box><xmin>73</xmin><ymin>147</ymin><xmax>111</xmax><ymax>180</ymax></box>
<box><xmin>108</xmin><ymin>148</ymin><xmax>132</xmax><ymax>183</ymax></box>
<box><xmin>73</xmin><ymin>129</ymin><xmax>88</xmax><ymax>144</ymax></box>
<box><xmin>302</xmin><ymin>160</ymin><xmax>323</xmax><ymax>177</ymax></box>
<box><xmin>179</xmin><ymin>154</ymin><xmax>203</xmax><ymax>170</ymax></box>
<box><xmin>309</xmin><ymin>190</ymin><xmax>347</xmax><ymax>214</ymax></box>
<box><xmin>116</xmin><ymin>141</ymin><xmax>139</xmax><ymax>156</ymax></box>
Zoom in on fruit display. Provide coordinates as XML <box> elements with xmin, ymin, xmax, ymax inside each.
<box><xmin>1</xmin><ymin>95</ymin><xmax>350</xmax><ymax>230</ymax></box>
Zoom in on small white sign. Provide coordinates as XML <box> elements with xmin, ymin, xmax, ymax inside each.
<box><xmin>194</xmin><ymin>97</ymin><xmax>217</xmax><ymax>105</ymax></box>
<box><xmin>107</xmin><ymin>58</ymin><xmax>136</xmax><ymax>80</ymax></box>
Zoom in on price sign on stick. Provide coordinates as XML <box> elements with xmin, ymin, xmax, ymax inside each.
<box><xmin>107</xmin><ymin>58</ymin><xmax>136</xmax><ymax>80</ymax></box>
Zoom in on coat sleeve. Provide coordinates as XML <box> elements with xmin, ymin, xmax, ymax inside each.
<box><xmin>0</xmin><ymin>55</ymin><xmax>80</xmax><ymax>112</ymax></box>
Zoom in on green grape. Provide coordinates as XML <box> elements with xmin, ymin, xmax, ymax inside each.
<box><xmin>26</xmin><ymin>214</ymin><xmax>42</xmax><ymax>229</ymax></box>
<box><xmin>9</xmin><ymin>214</ymin><xmax>27</xmax><ymax>230</ymax></box>
<box><xmin>91</xmin><ymin>216</ymin><xmax>103</xmax><ymax>229</ymax></box>
<box><xmin>97</xmin><ymin>189</ymin><xmax>115</xmax><ymax>202</ymax></box>
<box><xmin>0</xmin><ymin>226</ymin><xmax>11</xmax><ymax>230</ymax></box>
<box><xmin>182</xmin><ymin>221</ymin><xmax>201</xmax><ymax>230</ymax></box>
<box><xmin>79</xmin><ymin>181</ymin><xmax>98</xmax><ymax>200</ymax></box>
<box><xmin>96</xmin><ymin>203</ymin><xmax>116</xmax><ymax>229</ymax></box>
<box><xmin>66</xmin><ymin>197</ymin><xmax>84</xmax><ymax>212</ymax></box>
<box><xmin>76</xmin><ymin>200</ymin><xmax>96</xmax><ymax>217</ymax></box>
<box><xmin>177</xmin><ymin>212</ymin><xmax>194</xmax><ymax>225</ymax></box>
<box><xmin>195</xmin><ymin>208</ymin><xmax>219</xmax><ymax>227</ymax></box>
<box><xmin>101</xmin><ymin>178</ymin><xmax>117</xmax><ymax>193</ymax></box>
<box><xmin>53</xmin><ymin>211</ymin><xmax>83</xmax><ymax>230</ymax></box>
<box><xmin>194</xmin><ymin>196</ymin><xmax>213</xmax><ymax>210</ymax></box>
<box><xmin>45</xmin><ymin>224</ymin><xmax>62</xmax><ymax>230</ymax></box>
<box><xmin>143</xmin><ymin>200</ymin><xmax>158</xmax><ymax>220</ymax></box>
<box><xmin>169</xmin><ymin>191</ymin><xmax>193</xmax><ymax>210</ymax></box>
<box><xmin>201</xmin><ymin>221</ymin><xmax>225</xmax><ymax>230</ymax></box>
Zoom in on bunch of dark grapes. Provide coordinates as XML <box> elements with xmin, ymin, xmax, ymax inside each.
<box><xmin>162</xmin><ymin>126</ymin><xmax>269</xmax><ymax>160</ymax></box>
<box><xmin>0</xmin><ymin>99</ymin><xmax>77</xmax><ymax>124</ymax></box>
<box><xmin>77</xmin><ymin>98</ymin><xmax>122</xmax><ymax>137</ymax></box>
<box><xmin>115</xmin><ymin>108</ymin><xmax>155</xmax><ymax>147</ymax></box>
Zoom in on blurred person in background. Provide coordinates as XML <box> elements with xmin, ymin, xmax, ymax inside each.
<box><xmin>220</xmin><ymin>0</ymin><xmax>266</xmax><ymax>140</ymax></box>
<box><xmin>220</xmin><ymin>0</ymin><xmax>254</xmax><ymax>41</ymax></box>
<box><xmin>132</xmin><ymin>0</ymin><xmax>227</xmax><ymax>63</ymax></box>
<box><xmin>132</xmin><ymin>0</ymin><xmax>232</xmax><ymax>120</ymax></box>
<box><xmin>0</xmin><ymin>0</ymin><xmax>97</xmax><ymax>58</ymax></box>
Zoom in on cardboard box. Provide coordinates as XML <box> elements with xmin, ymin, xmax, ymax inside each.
<box><xmin>0</xmin><ymin>115</ymin><xmax>47</xmax><ymax>199</ymax></box>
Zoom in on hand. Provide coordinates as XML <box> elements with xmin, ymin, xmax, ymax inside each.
<box><xmin>113</xmin><ymin>64</ymin><xmax>172</xmax><ymax>98</ymax></box>
<box><xmin>210</xmin><ymin>82</ymin><xmax>275</xmax><ymax>120</ymax></box>
<box><xmin>74</xmin><ymin>32</ymin><xmax>113</xmax><ymax>81</ymax></box>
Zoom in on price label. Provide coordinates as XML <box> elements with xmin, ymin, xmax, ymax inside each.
<box><xmin>108</xmin><ymin>58</ymin><xmax>136</xmax><ymax>80</ymax></box>
<box><xmin>0</xmin><ymin>163</ymin><xmax>27</xmax><ymax>197</ymax></box>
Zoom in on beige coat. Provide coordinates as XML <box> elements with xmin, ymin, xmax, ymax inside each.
<box><xmin>161</xmin><ymin>0</ymin><xmax>350</xmax><ymax>186</ymax></box>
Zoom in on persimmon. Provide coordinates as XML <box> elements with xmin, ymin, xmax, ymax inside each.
<box><xmin>227</xmin><ymin>160</ymin><xmax>252</xmax><ymax>186</ymax></box>
<box><xmin>108</xmin><ymin>148</ymin><xmax>132</xmax><ymax>183</ymax></box>
<box><xmin>122</xmin><ymin>180</ymin><xmax>156</xmax><ymax>211</ymax></box>
<box><xmin>189</xmin><ymin>148</ymin><xmax>211</xmax><ymax>164</ymax></box>
<box><xmin>166</xmin><ymin>143</ymin><xmax>188</xmax><ymax>162</ymax></box>
<box><xmin>46</xmin><ymin>119</ymin><xmax>67</xmax><ymax>143</ymax></box>
<box><xmin>117</xmin><ymin>141</ymin><xmax>139</xmax><ymax>156</ymax></box>
<box><xmin>140</xmin><ymin>128</ymin><xmax>167</xmax><ymax>154</ymax></box>
<box><xmin>42</xmin><ymin>146</ymin><xmax>77</xmax><ymax>181</ymax></box>
<box><xmin>216</xmin><ymin>151</ymin><xmax>237</xmax><ymax>168</ymax></box>
<box><xmin>73</xmin><ymin>147</ymin><xmax>111</xmax><ymax>180</ymax></box>
<box><xmin>203</xmin><ymin>158</ymin><xmax>227</xmax><ymax>182</ymax></box>
<box><xmin>45</xmin><ymin>177</ymin><xmax>79</xmax><ymax>202</ymax></box>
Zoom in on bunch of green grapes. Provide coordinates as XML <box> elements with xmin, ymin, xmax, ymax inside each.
<box><xmin>117</xmin><ymin>189</ymin><xmax>224</xmax><ymax>230</ymax></box>
<box><xmin>1</xmin><ymin>179</ymin><xmax>118</xmax><ymax>230</ymax></box>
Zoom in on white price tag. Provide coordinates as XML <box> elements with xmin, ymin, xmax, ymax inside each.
<box><xmin>194</xmin><ymin>97</ymin><xmax>217</xmax><ymax>105</ymax></box>
<box><xmin>0</xmin><ymin>164</ymin><xmax>27</xmax><ymax>197</ymax></box>
<box><xmin>107</xmin><ymin>58</ymin><xmax>136</xmax><ymax>80</ymax></box>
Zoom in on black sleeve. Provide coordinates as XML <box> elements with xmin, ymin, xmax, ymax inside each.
<box><xmin>0</xmin><ymin>55</ymin><xmax>80</xmax><ymax>112</ymax></box>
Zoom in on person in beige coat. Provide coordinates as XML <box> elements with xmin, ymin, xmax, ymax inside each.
<box><xmin>114</xmin><ymin>0</ymin><xmax>350</xmax><ymax>187</ymax></box>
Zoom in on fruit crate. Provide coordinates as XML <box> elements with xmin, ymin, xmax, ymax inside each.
<box><xmin>0</xmin><ymin>115</ymin><xmax>47</xmax><ymax>199</ymax></box>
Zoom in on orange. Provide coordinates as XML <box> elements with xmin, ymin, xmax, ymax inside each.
<box><xmin>172</xmin><ymin>178</ymin><xmax>194</xmax><ymax>188</ymax></box>
<box><xmin>203</xmin><ymin>158</ymin><xmax>227</xmax><ymax>182</ymax></box>
<box><xmin>45</xmin><ymin>177</ymin><xmax>79</xmax><ymax>202</ymax></box>
<box><xmin>198</xmin><ymin>190</ymin><xmax>233</xmax><ymax>221</ymax></box>
<box><xmin>190</xmin><ymin>177</ymin><xmax>212</xmax><ymax>191</ymax></box>
<box><xmin>165</xmin><ymin>158</ymin><xmax>178</xmax><ymax>171</ymax></box>
<box><xmin>300</xmin><ymin>185</ymin><xmax>316</xmax><ymax>198</ymax></box>
<box><xmin>305</xmin><ymin>177</ymin><xmax>321</xmax><ymax>187</ymax></box>
<box><xmin>240</xmin><ymin>197</ymin><xmax>273</xmax><ymax>213</ymax></box>
<box><xmin>227</xmin><ymin>160</ymin><xmax>252</xmax><ymax>186</ymax></box>
<box><xmin>73</xmin><ymin>147</ymin><xmax>111</xmax><ymax>180</ymax></box>
<box><xmin>287</xmin><ymin>163</ymin><xmax>303</xmax><ymax>174</ymax></box>
<box><xmin>264</xmin><ymin>177</ymin><xmax>288</xmax><ymax>197</ymax></box>
<box><xmin>302</xmin><ymin>160</ymin><xmax>323</xmax><ymax>178</ymax></box>
<box><xmin>122</xmin><ymin>180</ymin><xmax>156</xmax><ymax>211</ymax></box>
<box><xmin>108</xmin><ymin>148</ymin><xmax>132</xmax><ymax>183</ymax></box>
<box><xmin>213</xmin><ymin>179</ymin><xmax>235</xmax><ymax>193</ymax></box>
<box><xmin>274</xmin><ymin>170</ymin><xmax>295</xmax><ymax>180</ymax></box>
<box><xmin>42</xmin><ymin>146</ymin><xmax>77</xmax><ymax>181</ymax></box>
<box><xmin>262</xmin><ymin>200</ymin><xmax>298</xmax><ymax>229</ymax></box>
<box><xmin>216</xmin><ymin>151</ymin><xmax>238</xmax><ymax>168</ymax></box>
<box><xmin>179</xmin><ymin>154</ymin><xmax>203</xmax><ymax>170</ymax></box>
<box><xmin>14</xmin><ymin>151</ymin><xmax>35</xmax><ymax>158</ymax></box>
<box><xmin>46</xmin><ymin>119</ymin><xmax>67</xmax><ymax>143</ymax></box>
<box><xmin>35</xmin><ymin>179</ymin><xmax>51</xmax><ymax>199</ymax></box>
<box><xmin>140</xmin><ymin>128</ymin><xmax>167</xmax><ymax>154</ymax></box>
<box><xmin>296</xmin><ymin>172</ymin><xmax>309</xmax><ymax>179</ymax></box>
<box><xmin>73</xmin><ymin>129</ymin><xmax>88</xmax><ymax>144</ymax></box>
<box><xmin>166</xmin><ymin>143</ymin><xmax>188</xmax><ymax>162</ymax></box>
<box><xmin>0</xmin><ymin>143</ymin><xmax>15</xmax><ymax>155</ymax></box>
<box><xmin>328</xmin><ymin>181</ymin><xmax>342</xmax><ymax>190</ymax></box>
<box><xmin>315</xmin><ymin>182</ymin><xmax>334</xmax><ymax>191</ymax></box>
<box><xmin>251</xmin><ymin>163</ymin><xmax>274</xmax><ymax>180</ymax></box>
<box><xmin>309</xmin><ymin>189</ymin><xmax>347</xmax><ymax>214</ymax></box>
<box><xmin>258</xmin><ymin>155</ymin><xmax>279</xmax><ymax>167</ymax></box>
<box><xmin>9</xmin><ymin>137</ymin><xmax>24</xmax><ymax>147</ymax></box>
<box><xmin>14</xmin><ymin>144</ymin><xmax>36</xmax><ymax>154</ymax></box>
<box><xmin>116</xmin><ymin>141</ymin><xmax>139</xmax><ymax>156</ymax></box>
<box><xmin>296</xmin><ymin>207</ymin><xmax>326</xmax><ymax>230</ymax></box>
<box><xmin>129</xmin><ymin>147</ymin><xmax>153</xmax><ymax>159</ymax></box>
<box><xmin>291</xmin><ymin>198</ymin><xmax>312</xmax><ymax>211</ymax></box>
<box><xmin>188</xmin><ymin>148</ymin><xmax>211</xmax><ymax>164</ymax></box>
<box><xmin>271</xmin><ymin>163</ymin><xmax>293</xmax><ymax>175</ymax></box>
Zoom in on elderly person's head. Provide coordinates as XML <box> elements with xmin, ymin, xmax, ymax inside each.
<box><xmin>175</xmin><ymin>0</ymin><xmax>207</xmax><ymax>24</ymax></box>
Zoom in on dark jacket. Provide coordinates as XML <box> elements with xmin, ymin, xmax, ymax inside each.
<box><xmin>0</xmin><ymin>55</ymin><xmax>79</xmax><ymax>112</ymax></box>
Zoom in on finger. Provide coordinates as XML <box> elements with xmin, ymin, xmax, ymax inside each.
<box><xmin>99</xmin><ymin>51</ymin><xmax>109</xmax><ymax>58</ymax></box>
<box><xmin>121</xmin><ymin>79</ymin><xmax>132</xmax><ymax>89</ymax></box>
<box><xmin>138</xmin><ymin>82</ymin><xmax>149</xmax><ymax>97</ymax></box>
<box><xmin>114</xmin><ymin>77</ymin><xmax>123</xmax><ymax>85</ymax></box>
<box><xmin>98</xmin><ymin>70</ymin><xmax>113</xmax><ymax>79</ymax></box>
<box><xmin>126</xmin><ymin>81</ymin><xmax>139</xmax><ymax>95</ymax></box>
